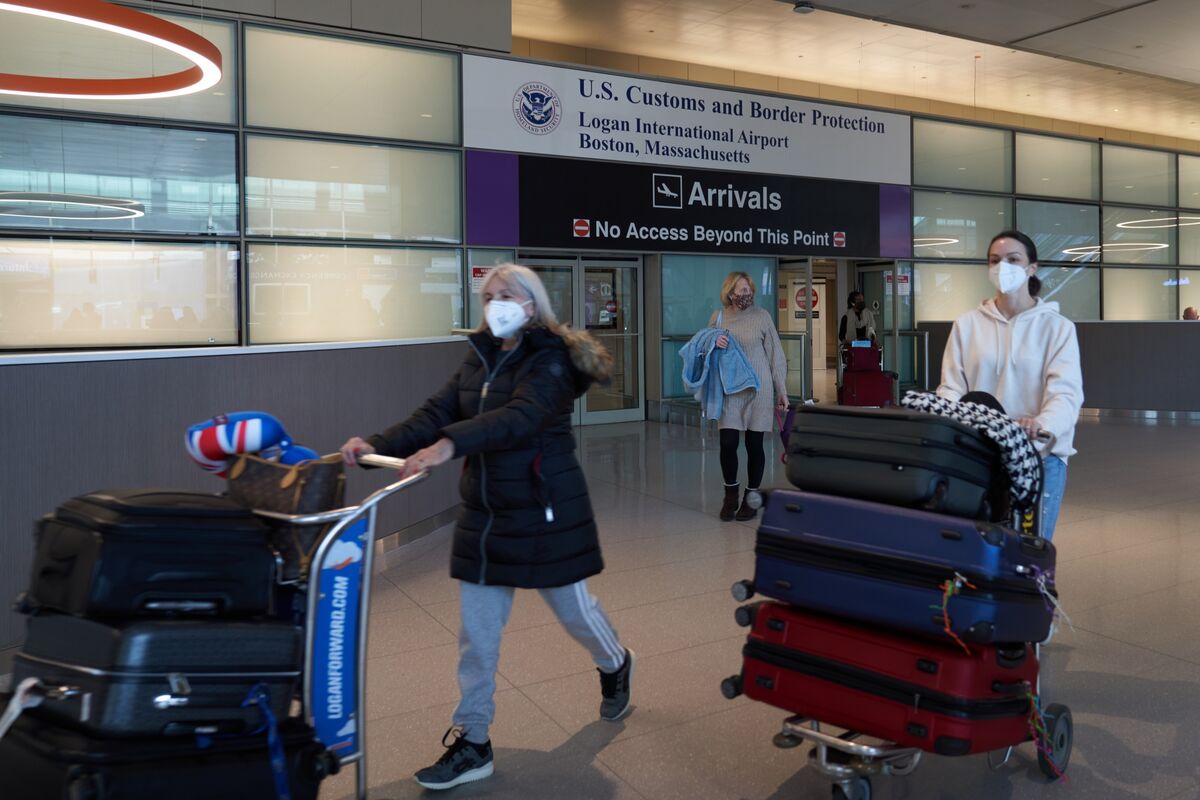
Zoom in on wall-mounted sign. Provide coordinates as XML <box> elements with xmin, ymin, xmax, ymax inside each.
<box><xmin>463</xmin><ymin>55</ymin><xmax>911</xmax><ymax>186</ymax></box>
<box><xmin>500</xmin><ymin>154</ymin><xmax>881</xmax><ymax>257</ymax></box>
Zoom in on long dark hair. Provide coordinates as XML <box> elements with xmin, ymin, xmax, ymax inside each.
<box><xmin>989</xmin><ymin>230</ymin><xmax>1041</xmax><ymax>297</ymax></box>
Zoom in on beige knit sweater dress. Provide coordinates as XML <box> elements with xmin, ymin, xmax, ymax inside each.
<box><xmin>707</xmin><ymin>306</ymin><xmax>789</xmax><ymax>432</ymax></box>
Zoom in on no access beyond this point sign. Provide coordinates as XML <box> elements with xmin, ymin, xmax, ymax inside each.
<box><xmin>795</xmin><ymin>286</ymin><xmax>819</xmax><ymax>311</ymax></box>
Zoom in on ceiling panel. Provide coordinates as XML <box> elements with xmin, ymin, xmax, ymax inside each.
<box><xmin>513</xmin><ymin>0</ymin><xmax>1200</xmax><ymax>139</ymax></box>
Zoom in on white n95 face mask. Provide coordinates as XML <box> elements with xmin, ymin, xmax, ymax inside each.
<box><xmin>485</xmin><ymin>299</ymin><xmax>530</xmax><ymax>338</ymax></box>
<box><xmin>989</xmin><ymin>261</ymin><xmax>1029</xmax><ymax>295</ymax></box>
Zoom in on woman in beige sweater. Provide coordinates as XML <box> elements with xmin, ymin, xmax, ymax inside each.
<box><xmin>708</xmin><ymin>272</ymin><xmax>789</xmax><ymax>521</ymax></box>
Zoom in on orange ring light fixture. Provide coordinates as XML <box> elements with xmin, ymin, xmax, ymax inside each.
<box><xmin>0</xmin><ymin>0</ymin><xmax>222</xmax><ymax>100</ymax></box>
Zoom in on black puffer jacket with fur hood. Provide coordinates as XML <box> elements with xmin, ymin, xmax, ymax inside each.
<box><xmin>367</xmin><ymin>326</ymin><xmax>612</xmax><ymax>588</ymax></box>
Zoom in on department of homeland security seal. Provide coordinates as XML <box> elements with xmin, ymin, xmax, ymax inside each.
<box><xmin>513</xmin><ymin>81</ymin><xmax>562</xmax><ymax>135</ymax></box>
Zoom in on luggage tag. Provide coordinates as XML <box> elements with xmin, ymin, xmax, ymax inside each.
<box><xmin>0</xmin><ymin>677</ymin><xmax>46</xmax><ymax>740</ymax></box>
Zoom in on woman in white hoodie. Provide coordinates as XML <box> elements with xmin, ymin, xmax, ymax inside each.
<box><xmin>937</xmin><ymin>230</ymin><xmax>1084</xmax><ymax>540</ymax></box>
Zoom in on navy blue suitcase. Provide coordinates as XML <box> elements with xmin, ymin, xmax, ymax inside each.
<box><xmin>741</xmin><ymin>489</ymin><xmax>1056</xmax><ymax>645</ymax></box>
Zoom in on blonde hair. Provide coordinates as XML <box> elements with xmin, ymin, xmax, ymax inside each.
<box><xmin>477</xmin><ymin>263</ymin><xmax>562</xmax><ymax>334</ymax></box>
<box><xmin>720</xmin><ymin>271</ymin><xmax>757</xmax><ymax>308</ymax></box>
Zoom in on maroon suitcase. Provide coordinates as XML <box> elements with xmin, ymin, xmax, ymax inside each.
<box><xmin>734</xmin><ymin>602</ymin><xmax>1036</xmax><ymax>756</ymax></box>
<box><xmin>844</xmin><ymin>346</ymin><xmax>881</xmax><ymax>372</ymax></box>
<box><xmin>837</xmin><ymin>369</ymin><xmax>894</xmax><ymax>406</ymax></box>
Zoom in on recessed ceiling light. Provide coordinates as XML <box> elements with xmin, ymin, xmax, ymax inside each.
<box><xmin>420</xmin><ymin>113</ymin><xmax>433</xmax><ymax>118</ymax></box>
<box><xmin>194</xmin><ymin>137</ymin><xmax>206</xmax><ymax>142</ymax></box>
<box><xmin>1041</xmin><ymin>177</ymin><xmax>1050</xmax><ymax>181</ymax></box>
<box><xmin>957</xmin><ymin>167</ymin><xmax>966</xmax><ymax>171</ymax></box>
<box><xmin>213</xmin><ymin>92</ymin><xmax>225</xmax><ymax>96</ymax></box>
<box><xmin>1125</xmin><ymin>185</ymin><xmax>1134</xmax><ymax>189</ymax></box>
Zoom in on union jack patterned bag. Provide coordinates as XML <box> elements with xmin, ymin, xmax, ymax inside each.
<box><xmin>185</xmin><ymin>412</ymin><xmax>291</xmax><ymax>477</ymax></box>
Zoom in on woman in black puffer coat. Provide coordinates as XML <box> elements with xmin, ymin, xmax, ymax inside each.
<box><xmin>340</xmin><ymin>264</ymin><xmax>634</xmax><ymax>792</ymax></box>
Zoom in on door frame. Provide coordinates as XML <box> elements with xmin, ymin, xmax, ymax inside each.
<box><xmin>519</xmin><ymin>252</ymin><xmax>646</xmax><ymax>425</ymax></box>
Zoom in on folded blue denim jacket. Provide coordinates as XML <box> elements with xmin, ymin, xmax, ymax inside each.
<box><xmin>679</xmin><ymin>315</ymin><xmax>759</xmax><ymax>421</ymax></box>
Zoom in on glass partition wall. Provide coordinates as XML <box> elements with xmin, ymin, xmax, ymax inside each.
<box><xmin>0</xmin><ymin>11</ymin><xmax>464</xmax><ymax>351</ymax></box>
<box><xmin>913</xmin><ymin>122</ymin><xmax>1200</xmax><ymax>322</ymax></box>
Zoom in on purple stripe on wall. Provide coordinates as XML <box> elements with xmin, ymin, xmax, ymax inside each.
<box><xmin>465</xmin><ymin>150</ymin><xmax>519</xmax><ymax>247</ymax></box>
<box><xmin>879</xmin><ymin>184</ymin><xmax>912</xmax><ymax>258</ymax></box>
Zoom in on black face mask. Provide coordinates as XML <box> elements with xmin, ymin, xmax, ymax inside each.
<box><xmin>854</xmin><ymin>302</ymin><xmax>865</xmax><ymax>312</ymax></box>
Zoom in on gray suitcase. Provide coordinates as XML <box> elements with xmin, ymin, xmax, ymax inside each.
<box><xmin>786</xmin><ymin>405</ymin><xmax>1007</xmax><ymax>520</ymax></box>
<box><xmin>13</xmin><ymin>614</ymin><xmax>301</xmax><ymax>737</ymax></box>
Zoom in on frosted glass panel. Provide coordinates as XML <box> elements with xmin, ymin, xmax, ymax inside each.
<box><xmin>1015</xmin><ymin>133</ymin><xmax>1099</xmax><ymax>200</ymax></box>
<box><xmin>1103</xmin><ymin>145</ymin><xmax>1174</xmax><ymax>207</ymax></box>
<box><xmin>0</xmin><ymin>12</ymin><xmax>235</xmax><ymax>123</ymax></box>
<box><xmin>1180</xmin><ymin>155</ymin><xmax>1200</xmax><ymax>210</ymax></box>
<box><xmin>1102</xmin><ymin>268</ymin><xmax>1175</xmax><ymax>320</ymax></box>
<box><xmin>1015</xmin><ymin>200</ymin><xmax>1099</xmax><ymax>264</ymax></box>
<box><xmin>1037</xmin><ymin>266</ymin><xmax>1100</xmax><ymax>321</ymax></box>
<box><xmin>247</xmin><ymin>245</ymin><xmax>461</xmax><ymax>344</ymax></box>
<box><xmin>0</xmin><ymin>239</ymin><xmax>237</xmax><ymax>349</ymax></box>
<box><xmin>913</xmin><ymin>120</ymin><xmax>1011</xmax><ymax>192</ymax></box>
<box><xmin>246</xmin><ymin>27</ymin><xmax>459</xmax><ymax>143</ymax></box>
<box><xmin>246</xmin><ymin>136</ymin><xmax>460</xmax><ymax>241</ymax></box>
<box><xmin>913</xmin><ymin>192</ymin><xmax>1012</xmax><ymax>260</ymax></box>
<box><xmin>913</xmin><ymin>262</ymin><xmax>991</xmax><ymax>323</ymax></box>
<box><xmin>1102</xmin><ymin>206</ymin><xmax>1176</xmax><ymax>265</ymax></box>
<box><xmin>0</xmin><ymin>114</ymin><xmax>238</xmax><ymax>234</ymax></box>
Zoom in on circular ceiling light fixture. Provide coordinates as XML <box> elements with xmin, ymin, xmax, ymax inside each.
<box><xmin>0</xmin><ymin>191</ymin><xmax>145</xmax><ymax>219</ymax></box>
<box><xmin>912</xmin><ymin>237</ymin><xmax>960</xmax><ymax>247</ymax></box>
<box><xmin>1116</xmin><ymin>215</ymin><xmax>1200</xmax><ymax>229</ymax></box>
<box><xmin>1062</xmin><ymin>242</ymin><xmax>1169</xmax><ymax>260</ymax></box>
<box><xmin>0</xmin><ymin>0</ymin><xmax>222</xmax><ymax>100</ymax></box>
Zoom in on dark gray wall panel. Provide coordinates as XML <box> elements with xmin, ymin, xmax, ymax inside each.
<box><xmin>920</xmin><ymin>321</ymin><xmax>1200</xmax><ymax>412</ymax></box>
<box><xmin>0</xmin><ymin>341</ymin><xmax>466</xmax><ymax>650</ymax></box>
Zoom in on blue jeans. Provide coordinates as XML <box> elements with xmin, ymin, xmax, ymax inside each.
<box><xmin>1041</xmin><ymin>456</ymin><xmax>1067</xmax><ymax>542</ymax></box>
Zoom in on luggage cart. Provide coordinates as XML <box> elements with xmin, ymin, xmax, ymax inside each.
<box><xmin>254</xmin><ymin>454</ymin><xmax>426</xmax><ymax>800</ymax></box>
<box><xmin>723</xmin><ymin>433</ymin><xmax>1071</xmax><ymax>799</ymax></box>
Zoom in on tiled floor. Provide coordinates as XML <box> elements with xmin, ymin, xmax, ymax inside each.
<box><xmin>322</xmin><ymin>417</ymin><xmax>1200</xmax><ymax>800</ymax></box>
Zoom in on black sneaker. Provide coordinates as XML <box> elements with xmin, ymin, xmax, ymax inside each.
<box><xmin>413</xmin><ymin>727</ymin><xmax>494</xmax><ymax>791</ymax></box>
<box><xmin>599</xmin><ymin>648</ymin><xmax>635</xmax><ymax>721</ymax></box>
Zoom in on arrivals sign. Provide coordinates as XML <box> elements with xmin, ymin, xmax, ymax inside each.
<box><xmin>509</xmin><ymin>154</ymin><xmax>884</xmax><ymax>257</ymax></box>
<box><xmin>463</xmin><ymin>55</ymin><xmax>911</xmax><ymax>186</ymax></box>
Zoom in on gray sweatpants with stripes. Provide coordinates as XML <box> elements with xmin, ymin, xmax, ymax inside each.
<box><xmin>454</xmin><ymin>579</ymin><xmax>625</xmax><ymax>744</ymax></box>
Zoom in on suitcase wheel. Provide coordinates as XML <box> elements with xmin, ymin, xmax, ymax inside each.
<box><xmin>67</xmin><ymin>771</ymin><xmax>102</xmax><ymax>800</ymax></box>
<box><xmin>832</xmin><ymin>776</ymin><xmax>871</xmax><ymax>800</ymax></box>
<box><xmin>730</xmin><ymin>580</ymin><xmax>755</xmax><ymax>602</ymax></box>
<box><xmin>720</xmin><ymin>675</ymin><xmax>743</xmax><ymax>700</ymax></box>
<box><xmin>733</xmin><ymin>604</ymin><xmax>758</xmax><ymax>628</ymax></box>
<box><xmin>1037</xmin><ymin>703</ymin><xmax>1073</xmax><ymax>779</ymax></box>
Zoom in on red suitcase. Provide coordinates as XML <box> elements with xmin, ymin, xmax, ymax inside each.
<box><xmin>736</xmin><ymin>602</ymin><xmax>1036</xmax><ymax>756</ymax></box>
<box><xmin>844</xmin><ymin>345</ymin><xmax>881</xmax><ymax>372</ymax></box>
<box><xmin>837</xmin><ymin>369</ymin><xmax>894</xmax><ymax>406</ymax></box>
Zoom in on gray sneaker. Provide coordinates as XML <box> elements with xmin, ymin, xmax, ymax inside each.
<box><xmin>599</xmin><ymin>648</ymin><xmax>635</xmax><ymax>721</ymax></box>
<box><xmin>413</xmin><ymin>727</ymin><xmax>494</xmax><ymax>791</ymax></box>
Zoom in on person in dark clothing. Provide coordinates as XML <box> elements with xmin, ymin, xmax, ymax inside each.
<box><xmin>838</xmin><ymin>291</ymin><xmax>877</xmax><ymax>346</ymax></box>
<box><xmin>339</xmin><ymin>264</ymin><xmax>633</xmax><ymax>792</ymax></box>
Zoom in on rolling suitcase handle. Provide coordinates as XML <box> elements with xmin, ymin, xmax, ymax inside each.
<box><xmin>0</xmin><ymin>677</ymin><xmax>83</xmax><ymax>741</ymax></box>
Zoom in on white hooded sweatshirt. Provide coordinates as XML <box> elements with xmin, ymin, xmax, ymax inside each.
<box><xmin>937</xmin><ymin>297</ymin><xmax>1083</xmax><ymax>461</ymax></box>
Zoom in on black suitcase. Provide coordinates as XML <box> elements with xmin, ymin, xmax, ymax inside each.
<box><xmin>25</xmin><ymin>489</ymin><xmax>277</xmax><ymax>619</ymax></box>
<box><xmin>12</xmin><ymin>614</ymin><xmax>301</xmax><ymax>737</ymax></box>
<box><xmin>0</xmin><ymin>709</ymin><xmax>336</xmax><ymax>800</ymax></box>
<box><xmin>785</xmin><ymin>405</ymin><xmax>1006</xmax><ymax>520</ymax></box>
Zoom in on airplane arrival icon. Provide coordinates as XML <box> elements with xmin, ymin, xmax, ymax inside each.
<box><xmin>652</xmin><ymin>173</ymin><xmax>683</xmax><ymax>209</ymax></box>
